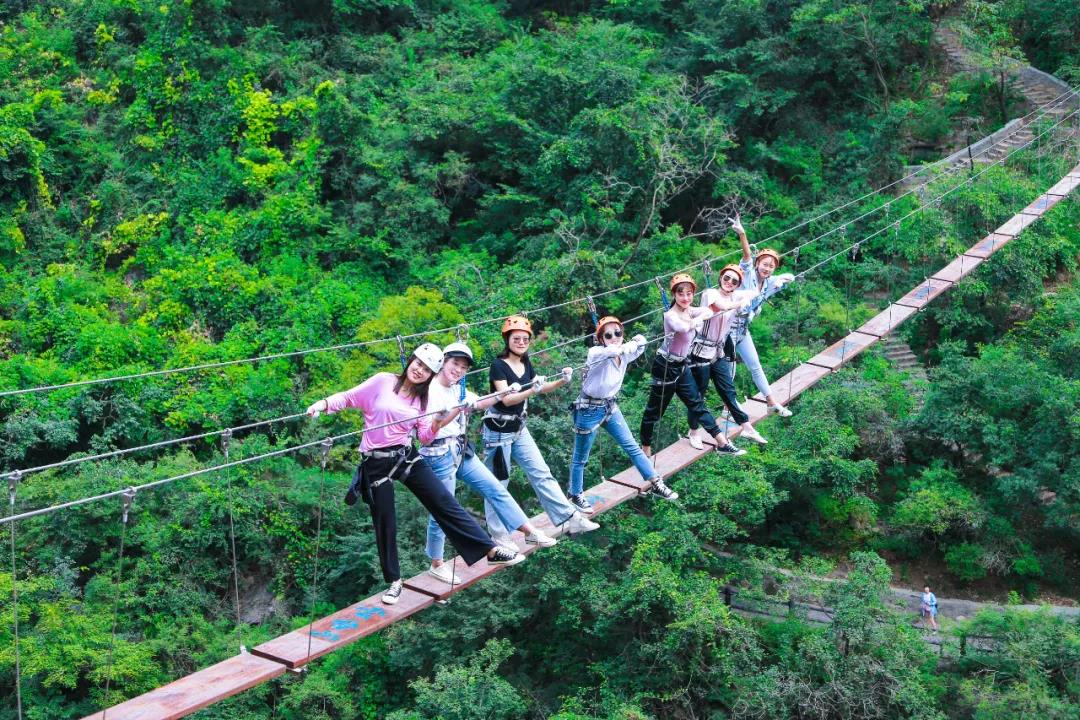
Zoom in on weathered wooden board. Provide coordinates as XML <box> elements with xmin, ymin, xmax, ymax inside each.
<box><xmin>894</xmin><ymin>278</ymin><xmax>953</xmax><ymax>309</ymax></box>
<box><xmin>964</xmin><ymin>232</ymin><xmax>1016</xmax><ymax>259</ymax></box>
<box><xmin>857</xmin><ymin>303</ymin><xmax>918</xmax><ymax>338</ymax></box>
<box><xmin>80</xmin><ymin>653</ymin><xmax>286</xmax><ymax>720</ymax></box>
<box><xmin>749</xmin><ymin>363</ymin><xmax>832</xmax><ymax>406</ymax></box>
<box><xmin>805</xmin><ymin>331</ymin><xmax>879</xmax><ymax>370</ymax></box>
<box><xmin>932</xmin><ymin>254</ymin><xmax>984</xmax><ymax>283</ymax></box>
<box><xmin>252</xmin><ymin>590</ymin><xmax>433</xmax><ymax>667</ymax></box>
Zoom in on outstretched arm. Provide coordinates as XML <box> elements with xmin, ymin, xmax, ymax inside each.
<box><xmin>733</xmin><ymin>214</ymin><xmax>752</xmax><ymax>263</ymax></box>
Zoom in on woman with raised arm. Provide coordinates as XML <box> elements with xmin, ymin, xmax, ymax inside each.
<box><xmin>420</xmin><ymin>342</ymin><xmax>556</xmax><ymax>585</ymax></box>
<box><xmin>306</xmin><ymin>342</ymin><xmax>524</xmax><ymax>605</ymax></box>
<box><xmin>686</xmin><ymin>264</ymin><xmax>769</xmax><ymax>449</ymax></box>
<box><xmin>732</xmin><ymin>214</ymin><xmax>797</xmax><ymax>416</ymax></box>
<box><xmin>482</xmin><ymin>316</ymin><xmax>600</xmax><ymax>540</ymax></box>
<box><xmin>567</xmin><ymin>315</ymin><xmax>678</xmax><ymax>513</ymax></box>
<box><xmin>639</xmin><ymin>274</ymin><xmax>746</xmax><ymax>459</ymax></box>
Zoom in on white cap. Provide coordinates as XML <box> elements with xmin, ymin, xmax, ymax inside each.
<box><xmin>442</xmin><ymin>342</ymin><xmax>474</xmax><ymax>365</ymax></box>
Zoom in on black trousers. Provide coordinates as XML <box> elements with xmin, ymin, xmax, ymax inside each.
<box><xmin>363</xmin><ymin>452</ymin><xmax>494</xmax><ymax>582</ymax></box>
<box><xmin>687</xmin><ymin>354</ymin><xmax>749</xmax><ymax>427</ymax></box>
<box><xmin>639</xmin><ymin>356</ymin><xmax>720</xmax><ymax>447</ymax></box>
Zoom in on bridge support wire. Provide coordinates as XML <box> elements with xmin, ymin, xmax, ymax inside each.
<box><xmin>8</xmin><ymin>471</ymin><xmax>23</xmax><ymax>720</ymax></box>
<box><xmin>102</xmin><ymin>488</ymin><xmax>136</xmax><ymax>720</ymax></box>
<box><xmin>304</xmin><ymin>439</ymin><xmax>334</xmax><ymax>664</ymax></box>
<box><xmin>222</xmin><ymin>430</ymin><xmax>246</xmax><ymax>654</ymax></box>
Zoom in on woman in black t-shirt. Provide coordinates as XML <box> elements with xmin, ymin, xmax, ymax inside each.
<box><xmin>481</xmin><ymin>316</ymin><xmax>600</xmax><ymax>541</ymax></box>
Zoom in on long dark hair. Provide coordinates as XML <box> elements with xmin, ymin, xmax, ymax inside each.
<box><xmin>394</xmin><ymin>356</ymin><xmax>433</xmax><ymax>411</ymax></box>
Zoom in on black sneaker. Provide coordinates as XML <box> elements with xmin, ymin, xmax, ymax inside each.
<box><xmin>488</xmin><ymin>546</ymin><xmax>526</xmax><ymax>566</ymax></box>
<box><xmin>648</xmin><ymin>477</ymin><xmax>679</xmax><ymax>501</ymax></box>
<box><xmin>716</xmin><ymin>442</ymin><xmax>747</xmax><ymax>457</ymax></box>
<box><xmin>569</xmin><ymin>493</ymin><xmax>595</xmax><ymax>515</ymax></box>
<box><xmin>382</xmin><ymin>579</ymin><xmax>403</xmax><ymax>605</ymax></box>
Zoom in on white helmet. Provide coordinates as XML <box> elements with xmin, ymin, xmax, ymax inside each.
<box><xmin>412</xmin><ymin>343</ymin><xmax>444</xmax><ymax>373</ymax></box>
<box><xmin>442</xmin><ymin>342</ymin><xmax>474</xmax><ymax>366</ymax></box>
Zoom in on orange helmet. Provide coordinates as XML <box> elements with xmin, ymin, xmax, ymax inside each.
<box><xmin>718</xmin><ymin>264</ymin><xmax>744</xmax><ymax>286</ymax></box>
<box><xmin>755</xmin><ymin>248</ymin><xmax>782</xmax><ymax>268</ymax></box>
<box><xmin>669</xmin><ymin>273</ymin><xmax>697</xmax><ymax>293</ymax></box>
<box><xmin>595</xmin><ymin>315</ymin><xmax>623</xmax><ymax>341</ymax></box>
<box><xmin>501</xmin><ymin>314</ymin><xmax>533</xmax><ymax>338</ymax></box>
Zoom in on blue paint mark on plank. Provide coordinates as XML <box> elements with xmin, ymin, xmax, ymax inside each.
<box><xmin>311</xmin><ymin>630</ymin><xmax>339</xmax><ymax>642</ymax></box>
<box><xmin>355</xmin><ymin>605</ymin><xmax>387</xmax><ymax>621</ymax></box>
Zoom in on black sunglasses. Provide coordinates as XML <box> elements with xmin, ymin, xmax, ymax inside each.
<box><xmin>603</xmin><ymin>329</ymin><xmax>623</xmax><ymax>340</ymax></box>
<box><xmin>720</xmin><ymin>274</ymin><xmax>741</xmax><ymax>284</ymax></box>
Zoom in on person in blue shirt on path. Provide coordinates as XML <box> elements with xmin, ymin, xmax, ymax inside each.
<box><xmin>920</xmin><ymin>586</ymin><xmax>939</xmax><ymax>632</ymax></box>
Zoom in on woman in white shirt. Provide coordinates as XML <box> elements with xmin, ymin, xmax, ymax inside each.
<box><xmin>566</xmin><ymin>315</ymin><xmax>677</xmax><ymax>514</ymax></box>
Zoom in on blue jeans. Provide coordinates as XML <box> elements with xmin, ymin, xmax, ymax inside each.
<box><xmin>482</xmin><ymin>424</ymin><xmax>576</xmax><ymax>534</ymax></box>
<box><xmin>423</xmin><ymin>445</ymin><xmax>529</xmax><ymax>561</ymax></box>
<box><xmin>735</xmin><ymin>331</ymin><xmax>771</xmax><ymax>398</ymax></box>
<box><xmin>568</xmin><ymin>404</ymin><xmax>656</xmax><ymax>497</ymax></box>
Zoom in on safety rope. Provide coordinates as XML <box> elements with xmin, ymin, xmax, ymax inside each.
<box><xmin>8</xmin><ymin>471</ymin><xmax>22</xmax><ymax>720</ymax></box>
<box><xmin>221</xmin><ymin>429</ymin><xmax>246</xmax><ymax>654</ymax></box>
<box><xmin>101</xmin><ymin>488</ymin><xmax>136</xmax><ymax>720</ymax></box>
<box><xmin>305</xmin><ymin>439</ymin><xmax>333</xmax><ymax>663</ymax></box>
<box><xmin>5</xmin><ymin>89</ymin><xmax>1078</xmax><ymax>402</ymax></box>
<box><xmin>787</xmin><ymin>249</ymin><xmax>802</xmax><ymax>403</ymax></box>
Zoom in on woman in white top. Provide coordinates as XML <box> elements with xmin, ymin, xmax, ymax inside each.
<box><xmin>566</xmin><ymin>316</ymin><xmax>677</xmax><ymax>514</ymax></box>
<box><xmin>732</xmin><ymin>215</ymin><xmax>796</xmax><ymax>416</ymax></box>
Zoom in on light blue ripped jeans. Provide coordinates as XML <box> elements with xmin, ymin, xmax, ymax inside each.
<box><xmin>422</xmin><ymin>442</ymin><xmax>529</xmax><ymax>561</ymax></box>
<box><xmin>568</xmin><ymin>404</ymin><xmax>656</xmax><ymax>497</ymax></box>
<box><xmin>481</xmin><ymin>424</ymin><xmax>577</xmax><ymax>535</ymax></box>
<box><xmin>735</xmin><ymin>331</ymin><xmax>772</xmax><ymax>399</ymax></box>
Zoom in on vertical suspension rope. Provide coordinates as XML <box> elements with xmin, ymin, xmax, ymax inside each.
<box><xmin>787</xmin><ymin>249</ymin><xmax>801</xmax><ymax>404</ymax></box>
<box><xmin>396</xmin><ymin>335</ymin><xmax>408</xmax><ymax>371</ymax></box>
<box><xmin>102</xmin><ymin>488</ymin><xmax>136</xmax><ymax>720</ymax></box>
<box><xmin>305</xmin><ymin>438</ymin><xmax>333</xmax><ymax>663</ymax></box>
<box><xmin>8</xmin><ymin>471</ymin><xmax>22</xmax><ymax>720</ymax></box>
<box><xmin>840</xmin><ymin>224</ymin><xmax>853</xmax><ymax>367</ymax></box>
<box><xmin>584</xmin><ymin>296</ymin><xmax>605</xmax><ymax>482</ymax></box>
<box><xmin>222</xmin><ymin>429</ymin><xmax>246</xmax><ymax>654</ymax></box>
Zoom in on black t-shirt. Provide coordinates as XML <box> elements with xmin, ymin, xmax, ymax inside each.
<box><xmin>488</xmin><ymin>356</ymin><xmax>534</xmax><ymax>418</ymax></box>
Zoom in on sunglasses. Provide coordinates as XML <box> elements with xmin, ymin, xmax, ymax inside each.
<box><xmin>720</xmin><ymin>274</ymin><xmax>741</xmax><ymax>285</ymax></box>
<box><xmin>603</xmin><ymin>329</ymin><xmax>623</xmax><ymax>340</ymax></box>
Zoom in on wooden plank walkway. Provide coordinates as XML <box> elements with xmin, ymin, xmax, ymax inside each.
<box><xmin>80</xmin><ymin>159</ymin><xmax>1080</xmax><ymax>720</ymax></box>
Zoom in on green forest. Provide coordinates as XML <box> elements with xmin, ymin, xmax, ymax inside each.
<box><xmin>2</xmin><ymin>0</ymin><xmax>1080</xmax><ymax>717</ymax></box>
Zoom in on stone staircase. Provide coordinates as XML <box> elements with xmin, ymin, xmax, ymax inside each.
<box><xmin>898</xmin><ymin>26</ymin><xmax>1077</xmax><ymax>189</ymax></box>
<box><xmin>882</xmin><ymin>335</ymin><xmax>928</xmax><ymax>399</ymax></box>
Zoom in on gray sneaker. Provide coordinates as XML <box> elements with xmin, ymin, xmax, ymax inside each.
<box><xmin>382</xmin><ymin>579</ymin><xmax>404</xmax><ymax>605</ymax></box>
<box><xmin>569</xmin><ymin>493</ymin><xmax>596</xmax><ymax>515</ymax></box>
<box><xmin>648</xmin><ymin>477</ymin><xmax>679</xmax><ymax>501</ymax></box>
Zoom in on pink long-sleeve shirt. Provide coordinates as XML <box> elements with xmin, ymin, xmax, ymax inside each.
<box><xmin>324</xmin><ymin>372</ymin><xmax>437</xmax><ymax>452</ymax></box>
<box><xmin>660</xmin><ymin>306</ymin><xmax>714</xmax><ymax>359</ymax></box>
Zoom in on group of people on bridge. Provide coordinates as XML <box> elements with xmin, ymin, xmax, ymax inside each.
<box><xmin>305</xmin><ymin>218</ymin><xmax>798</xmax><ymax>604</ymax></box>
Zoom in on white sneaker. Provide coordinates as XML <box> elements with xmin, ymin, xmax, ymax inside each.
<box><xmin>428</xmin><ymin>563</ymin><xmax>460</xmax><ymax>585</ymax></box>
<box><xmin>491</xmin><ymin>533</ymin><xmax>519</xmax><ymax>552</ymax></box>
<box><xmin>740</xmin><ymin>425</ymin><xmax>768</xmax><ymax>445</ymax></box>
<box><xmin>566</xmin><ymin>511</ymin><xmax>600</xmax><ymax>535</ymax></box>
<box><xmin>769</xmin><ymin>403</ymin><xmax>793</xmax><ymax>417</ymax></box>
<box><xmin>382</xmin><ymin>579</ymin><xmax>404</xmax><ymax>605</ymax></box>
<box><xmin>687</xmin><ymin>429</ymin><xmax>704</xmax><ymax>450</ymax></box>
<box><xmin>524</xmin><ymin>530</ymin><xmax>557</xmax><ymax>547</ymax></box>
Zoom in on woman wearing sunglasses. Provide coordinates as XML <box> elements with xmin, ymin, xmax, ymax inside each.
<box><xmin>732</xmin><ymin>215</ymin><xmax>797</xmax><ymax>416</ymax></box>
<box><xmin>567</xmin><ymin>316</ymin><xmax>677</xmax><ymax>513</ymax></box>
<box><xmin>686</xmin><ymin>264</ymin><xmax>769</xmax><ymax>449</ymax></box>
<box><xmin>639</xmin><ymin>274</ymin><xmax>746</xmax><ymax>459</ymax></box>
<box><xmin>306</xmin><ymin>343</ymin><xmax>524</xmax><ymax>606</ymax></box>
<box><xmin>482</xmin><ymin>316</ymin><xmax>601</xmax><ymax>539</ymax></box>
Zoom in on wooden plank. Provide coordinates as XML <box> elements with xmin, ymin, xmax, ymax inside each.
<box><xmin>994</xmin><ymin>213</ymin><xmax>1032</xmax><ymax>237</ymax></box>
<box><xmin>932</xmin><ymin>254</ymin><xmax>984</xmax><ymax>283</ymax></box>
<box><xmin>805</xmin><ymin>332</ymin><xmax>879</xmax><ymax>370</ymax></box>
<box><xmin>403</xmin><ymin>545</ymin><xmax>534</xmax><ymax>601</ymax></box>
<box><xmin>1046</xmin><ymin>175</ymin><xmax>1080</xmax><ymax>197</ymax></box>
<box><xmin>749</xmin><ymin>363</ymin><xmax>831</xmax><ymax>406</ymax></box>
<box><xmin>252</xmin><ymin>590</ymin><xmax>433</xmax><ymax>667</ymax></box>
<box><xmin>964</xmin><ymin>232</ymin><xmax>1015</xmax><ymax>259</ymax></box>
<box><xmin>80</xmin><ymin>653</ymin><xmax>286</xmax><ymax>720</ymax></box>
<box><xmin>1022</xmin><ymin>194</ymin><xmax>1062</xmax><ymax>215</ymax></box>
<box><xmin>894</xmin><ymin>278</ymin><xmax>953</xmax><ymax>309</ymax></box>
<box><xmin>857</xmin><ymin>303</ymin><xmax>917</xmax><ymax>338</ymax></box>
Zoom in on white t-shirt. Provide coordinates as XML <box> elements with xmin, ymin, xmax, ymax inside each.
<box><xmin>425</xmin><ymin>380</ymin><xmax>477</xmax><ymax>441</ymax></box>
<box><xmin>579</xmin><ymin>340</ymin><xmax>647</xmax><ymax>399</ymax></box>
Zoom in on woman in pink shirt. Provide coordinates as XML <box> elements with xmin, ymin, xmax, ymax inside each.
<box><xmin>306</xmin><ymin>342</ymin><xmax>524</xmax><ymax>605</ymax></box>
<box><xmin>639</xmin><ymin>274</ymin><xmax>746</xmax><ymax>459</ymax></box>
